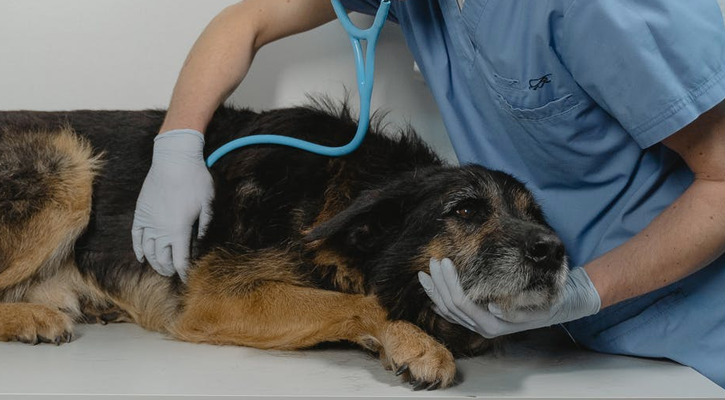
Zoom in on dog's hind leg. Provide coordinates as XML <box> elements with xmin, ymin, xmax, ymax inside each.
<box><xmin>0</xmin><ymin>128</ymin><xmax>101</xmax><ymax>288</ymax></box>
<box><xmin>0</xmin><ymin>127</ymin><xmax>102</xmax><ymax>343</ymax></box>
<box><xmin>173</xmin><ymin>260</ymin><xmax>457</xmax><ymax>389</ymax></box>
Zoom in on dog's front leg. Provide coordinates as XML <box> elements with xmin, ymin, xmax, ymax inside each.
<box><xmin>172</xmin><ymin>282</ymin><xmax>456</xmax><ymax>389</ymax></box>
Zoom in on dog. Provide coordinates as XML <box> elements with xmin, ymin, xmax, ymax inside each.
<box><xmin>0</xmin><ymin>100</ymin><xmax>568</xmax><ymax>390</ymax></box>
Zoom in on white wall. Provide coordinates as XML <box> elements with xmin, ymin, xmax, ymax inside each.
<box><xmin>0</xmin><ymin>0</ymin><xmax>457</xmax><ymax>162</ymax></box>
<box><xmin>3</xmin><ymin>1</ymin><xmax>725</xmax><ymax>164</ymax></box>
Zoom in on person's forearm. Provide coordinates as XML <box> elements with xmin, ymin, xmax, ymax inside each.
<box><xmin>585</xmin><ymin>178</ymin><xmax>725</xmax><ymax>309</ymax></box>
<box><xmin>159</xmin><ymin>0</ymin><xmax>337</xmax><ymax>135</ymax></box>
<box><xmin>160</xmin><ymin>3</ymin><xmax>259</xmax><ymax>134</ymax></box>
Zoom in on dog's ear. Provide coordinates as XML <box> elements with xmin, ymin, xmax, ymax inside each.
<box><xmin>304</xmin><ymin>187</ymin><xmax>406</xmax><ymax>253</ymax></box>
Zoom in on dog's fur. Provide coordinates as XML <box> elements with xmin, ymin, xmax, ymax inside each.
<box><xmin>0</xmin><ymin>101</ymin><xmax>567</xmax><ymax>389</ymax></box>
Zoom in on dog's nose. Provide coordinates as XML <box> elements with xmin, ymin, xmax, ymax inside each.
<box><xmin>525</xmin><ymin>233</ymin><xmax>565</xmax><ymax>267</ymax></box>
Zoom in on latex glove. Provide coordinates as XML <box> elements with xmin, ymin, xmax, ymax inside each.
<box><xmin>418</xmin><ymin>258</ymin><xmax>601</xmax><ymax>339</ymax></box>
<box><xmin>132</xmin><ymin>129</ymin><xmax>214</xmax><ymax>282</ymax></box>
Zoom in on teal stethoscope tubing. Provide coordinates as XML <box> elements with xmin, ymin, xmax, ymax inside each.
<box><xmin>205</xmin><ymin>0</ymin><xmax>392</xmax><ymax>167</ymax></box>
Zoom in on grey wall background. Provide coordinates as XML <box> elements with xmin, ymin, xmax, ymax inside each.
<box><xmin>0</xmin><ymin>0</ymin><xmax>456</xmax><ymax>162</ymax></box>
<box><xmin>1</xmin><ymin>1</ymin><xmax>724</xmax><ymax>164</ymax></box>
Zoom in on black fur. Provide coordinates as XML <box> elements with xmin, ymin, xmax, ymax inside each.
<box><xmin>0</xmin><ymin>101</ymin><xmax>565</xmax><ymax>356</ymax></box>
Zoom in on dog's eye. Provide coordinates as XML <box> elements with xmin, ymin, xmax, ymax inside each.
<box><xmin>455</xmin><ymin>207</ymin><xmax>476</xmax><ymax>219</ymax></box>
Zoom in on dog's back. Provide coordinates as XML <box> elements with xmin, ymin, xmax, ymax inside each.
<box><xmin>0</xmin><ymin>103</ymin><xmax>441</xmax><ymax>264</ymax></box>
<box><xmin>0</xmin><ymin>104</ymin><xmax>445</xmax><ymax>331</ymax></box>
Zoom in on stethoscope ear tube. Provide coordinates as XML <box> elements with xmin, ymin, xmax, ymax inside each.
<box><xmin>205</xmin><ymin>0</ymin><xmax>391</xmax><ymax>167</ymax></box>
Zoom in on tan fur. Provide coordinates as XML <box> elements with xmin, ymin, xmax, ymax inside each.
<box><xmin>174</xmin><ymin>278</ymin><xmax>456</xmax><ymax>387</ymax></box>
<box><xmin>0</xmin><ymin>127</ymin><xmax>459</xmax><ymax>388</ymax></box>
<box><xmin>192</xmin><ymin>248</ymin><xmax>308</xmax><ymax>295</ymax></box>
<box><xmin>0</xmin><ymin>303</ymin><xmax>74</xmax><ymax>344</ymax></box>
<box><xmin>514</xmin><ymin>188</ymin><xmax>532</xmax><ymax>212</ymax></box>
<box><xmin>25</xmin><ymin>259</ymin><xmax>100</xmax><ymax>320</ymax></box>
<box><xmin>0</xmin><ymin>129</ymin><xmax>110</xmax><ymax>342</ymax></box>
<box><xmin>170</xmin><ymin>248</ymin><xmax>456</xmax><ymax>387</ymax></box>
<box><xmin>378</xmin><ymin>320</ymin><xmax>456</xmax><ymax>386</ymax></box>
<box><xmin>416</xmin><ymin>218</ymin><xmax>500</xmax><ymax>272</ymax></box>
<box><xmin>300</xmin><ymin>160</ymin><xmax>366</xmax><ymax>293</ymax></box>
<box><xmin>0</xmin><ymin>128</ymin><xmax>102</xmax><ymax>290</ymax></box>
<box><xmin>311</xmin><ymin>247</ymin><xmax>365</xmax><ymax>293</ymax></box>
<box><xmin>310</xmin><ymin>160</ymin><xmax>355</xmax><ymax>226</ymax></box>
<box><xmin>108</xmin><ymin>273</ymin><xmax>181</xmax><ymax>332</ymax></box>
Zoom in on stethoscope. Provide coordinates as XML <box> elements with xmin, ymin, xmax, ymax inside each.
<box><xmin>205</xmin><ymin>0</ymin><xmax>392</xmax><ymax>167</ymax></box>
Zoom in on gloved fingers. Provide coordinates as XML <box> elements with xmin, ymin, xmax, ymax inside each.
<box><xmin>131</xmin><ymin>224</ymin><xmax>145</xmax><ymax>263</ymax></box>
<box><xmin>434</xmin><ymin>305</ymin><xmax>478</xmax><ymax>332</ymax></box>
<box><xmin>419</xmin><ymin>271</ymin><xmax>476</xmax><ymax>330</ymax></box>
<box><xmin>432</xmin><ymin>304</ymin><xmax>469</xmax><ymax>326</ymax></box>
<box><xmin>197</xmin><ymin>201</ymin><xmax>213</xmax><ymax>239</ymax></box>
<box><xmin>437</xmin><ymin>258</ymin><xmax>491</xmax><ymax>318</ymax></box>
<box><xmin>171</xmin><ymin>241</ymin><xmax>190</xmax><ymax>283</ymax></box>
<box><xmin>488</xmin><ymin>303</ymin><xmax>551</xmax><ymax>324</ymax></box>
<box><xmin>142</xmin><ymin>234</ymin><xmax>159</xmax><ymax>272</ymax></box>
<box><xmin>154</xmin><ymin>239</ymin><xmax>174</xmax><ymax>277</ymax></box>
<box><xmin>418</xmin><ymin>271</ymin><xmax>446</xmax><ymax>310</ymax></box>
<box><xmin>567</xmin><ymin>267</ymin><xmax>602</xmax><ymax>316</ymax></box>
<box><xmin>435</xmin><ymin>258</ymin><xmax>517</xmax><ymax>338</ymax></box>
<box><xmin>142</xmin><ymin>230</ymin><xmax>170</xmax><ymax>276</ymax></box>
<box><xmin>437</xmin><ymin>258</ymin><xmax>467</xmax><ymax>300</ymax></box>
<box><xmin>428</xmin><ymin>258</ymin><xmax>478</xmax><ymax>328</ymax></box>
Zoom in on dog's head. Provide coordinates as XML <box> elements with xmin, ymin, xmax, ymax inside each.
<box><xmin>420</xmin><ymin>165</ymin><xmax>569</xmax><ymax>312</ymax></box>
<box><xmin>306</xmin><ymin>164</ymin><xmax>568</xmax><ymax>315</ymax></box>
<box><xmin>305</xmin><ymin>163</ymin><xmax>569</xmax><ymax>354</ymax></box>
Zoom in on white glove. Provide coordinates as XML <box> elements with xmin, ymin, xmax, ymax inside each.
<box><xmin>132</xmin><ymin>129</ymin><xmax>214</xmax><ymax>282</ymax></box>
<box><xmin>418</xmin><ymin>258</ymin><xmax>601</xmax><ymax>339</ymax></box>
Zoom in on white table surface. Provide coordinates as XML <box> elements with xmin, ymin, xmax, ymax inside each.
<box><xmin>0</xmin><ymin>323</ymin><xmax>722</xmax><ymax>400</ymax></box>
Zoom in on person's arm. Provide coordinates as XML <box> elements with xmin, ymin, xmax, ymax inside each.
<box><xmin>419</xmin><ymin>101</ymin><xmax>725</xmax><ymax>338</ymax></box>
<box><xmin>133</xmin><ymin>0</ymin><xmax>338</xmax><ymax>281</ymax></box>
<box><xmin>586</xmin><ymin>100</ymin><xmax>725</xmax><ymax>308</ymax></box>
<box><xmin>160</xmin><ymin>0</ymin><xmax>338</xmax><ymax>133</ymax></box>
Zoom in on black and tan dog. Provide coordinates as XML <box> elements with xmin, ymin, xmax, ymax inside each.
<box><xmin>0</xmin><ymin>101</ymin><xmax>568</xmax><ymax>390</ymax></box>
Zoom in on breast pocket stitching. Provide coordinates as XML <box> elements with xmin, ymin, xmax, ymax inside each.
<box><xmin>494</xmin><ymin>91</ymin><xmax>582</xmax><ymax>122</ymax></box>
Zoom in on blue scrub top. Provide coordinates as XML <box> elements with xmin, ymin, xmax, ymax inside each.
<box><xmin>342</xmin><ymin>0</ymin><xmax>725</xmax><ymax>385</ymax></box>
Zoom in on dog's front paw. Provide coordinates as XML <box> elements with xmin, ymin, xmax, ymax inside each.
<box><xmin>381</xmin><ymin>321</ymin><xmax>456</xmax><ymax>390</ymax></box>
<box><xmin>0</xmin><ymin>303</ymin><xmax>74</xmax><ymax>345</ymax></box>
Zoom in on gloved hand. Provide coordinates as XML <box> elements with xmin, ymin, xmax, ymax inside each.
<box><xmin>418</xmin><ymin>258</ymin><xmax>601</xmax><ymax>339</ymax></box>
<box><xmin>132</xmin><ymin>129</ymin><xmax>214</xmax><ymax>282</ymax></box>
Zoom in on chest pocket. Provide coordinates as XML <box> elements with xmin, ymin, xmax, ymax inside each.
<box><xmin>488</xmin><ymin>73</ymin><xmax>582</xmax><ymax>121</ymax></box>
<box><xmin>443</xmin><ymin>0</ymin><xmax>618</xmax><ymax>189</ymax></box>
<box><xmin>459</xmin><ymin>0</ymin><xmax>586</xmax><ymax>122</ymax></box>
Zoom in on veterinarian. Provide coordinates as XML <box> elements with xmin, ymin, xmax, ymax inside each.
<box><xmin>132</xmin><ymin>0</ymin><xmax>725</xmax><ymax>387</ymax></box>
